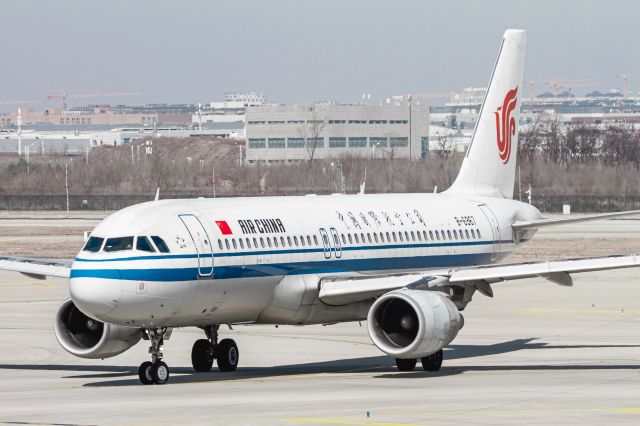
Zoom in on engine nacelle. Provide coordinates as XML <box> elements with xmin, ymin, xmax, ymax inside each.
<box><xmin>54</xmin><ymin>299</ymin><xmax>142</xmax><ymax>359</ymax></box>
<box><xmin>367</xmin><ymin>289</ymin><xmax>462</xmax><ymax>359</ymax></box>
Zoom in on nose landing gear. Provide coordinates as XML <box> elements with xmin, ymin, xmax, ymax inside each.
<box><xmin>138</xmin><ymin>328</ymin><xmax>172</xmax><ymax>385</ymax></box>
<box><xmin>191</xmin><ymin>325</ymin><xmax>239</xmax><ymax>373</ymax></box>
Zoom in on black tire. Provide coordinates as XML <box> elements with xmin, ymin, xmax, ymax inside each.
<box><xmin>421</xmin><ymin>349</ymin><xmax>443</xmax><ymax>372</ymax></box>
<box><xmin>217</xmin><ymin>338</ymin><xmax>239</xmax><ymax>372</ymax></box>
<box><xmin>395</xmin><ymin>358</ymin><xmax>417</xmax><ymax>371</ymax></box>
<box><xmin>191</xmin><ymin>339</ymin><xmax>215</xmax><ymax>372</ymax></box>
<box><xmin>138</xmin><ymin>361</ymin><xmax>153</xmax><ymax>385</ymax></box>
<box><xmin>151</xmin><ymin>360</ymin><xmax>170</xmax><ymax>384</ymax></box>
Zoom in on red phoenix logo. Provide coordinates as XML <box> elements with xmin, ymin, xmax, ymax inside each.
<box><xmin>495</xmin><ymin>87</ymin><xmax>518</xmax><ymax>164</ymax></box>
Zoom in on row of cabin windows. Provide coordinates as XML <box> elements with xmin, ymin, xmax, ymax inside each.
<box><xmin>218</xmin><ymin>234</ymin><xmax>320</xmax><ymax>251</ymax></box>
<box><xmin>83</xmin><ymin>235</ymin><xmax>170</xmax><ymax>253</ymax></box>
<box><xmin>216</xmin><ymin>228</ymin><xmax>483</xmax><ymax>251</ymax></box>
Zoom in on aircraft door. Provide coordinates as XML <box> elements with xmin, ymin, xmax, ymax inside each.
<box><xmin>319</xmin><ymin>228</ymin><xmax>331</xmax><ymax>259</ymax></box>
<box><xmin>478</xmin><ymin>204</ymin><xmax>500</xmax><ymax>262</ymax></box>
<box><xmin>329</xmin><ymin>227</ymin><xmax>342</xmax><ymax>258</ymax></box>
<box><xmin>179</xmin><ymin>214</ymin><xmax>214</xmax><ymax>277</ymax></box>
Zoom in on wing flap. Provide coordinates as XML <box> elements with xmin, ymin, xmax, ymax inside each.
<box><xmin>0</xmin><ymin>257</ymin><xmax>71</xmax><ymax>279</ymax></box>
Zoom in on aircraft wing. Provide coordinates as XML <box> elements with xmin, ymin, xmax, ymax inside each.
<box><xmin>0</xmin><ymin>256</ymin><xmax>72</xmax><ymax>280</ymax></box>
<box><xmin>512</xmin><ymin>209</ymin><xmax>640</xmax><ymax>231</ymax></box>
<box><xmin>318</xmin><ymin>254</ymin><xmax>640</xmax><ymax>305</ymax></box>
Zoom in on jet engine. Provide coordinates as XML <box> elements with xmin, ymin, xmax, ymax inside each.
<box><xmin>54</xmin><ymin>299</ymin><xmax>142</xmax><ymax>359</ymax></box>
<box><xmin>367</xmin><ymin>289</ymin><xmax>462</xmax><ymax>359</ymax></box>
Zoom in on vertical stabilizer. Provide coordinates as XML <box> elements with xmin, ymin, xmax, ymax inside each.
<box><xmin>446</xmin><ymin>29</ymin><xmax>526</xmax><ymax>199</ymax></box>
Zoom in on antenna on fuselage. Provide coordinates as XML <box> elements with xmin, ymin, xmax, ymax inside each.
<box><xmin>154</xmin><ymin>188</ymin><xmax>160</xmax><ymax>201</ymax></box>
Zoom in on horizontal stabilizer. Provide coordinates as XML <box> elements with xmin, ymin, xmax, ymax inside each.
<box><xmin>512</xmin><ymin>210</ymin><xmax>640</xmax><ymax>231</ymax></box>
<box><xmin>0</xmin><ymin>257</ymin><xmax>71</xmax><ymax>279</ymax></box>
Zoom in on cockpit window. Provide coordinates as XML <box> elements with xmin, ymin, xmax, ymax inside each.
<box><xmin>83</xmin><ymin>237</ymin><xmax>104</xmax><ymax>253</ymax></box>
<box><xmin>136</xmin><ymin>236</ymin><xmax>155</xmax><ymax>252</ymax></box>
<box><xmin>151</xmin><ymin>236</ymin><xmax>170</xmax><ymax>253</ymax></box>
<box><xmin>104</xmin><ymin>237</ymin><xmax>134</xmax><ymax>252</ymax></box>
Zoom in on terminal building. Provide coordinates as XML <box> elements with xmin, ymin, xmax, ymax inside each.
<box><xmin>245</xmin><ymin>103</ymin><xmax>430</xmax><ymax>164</ymax></box>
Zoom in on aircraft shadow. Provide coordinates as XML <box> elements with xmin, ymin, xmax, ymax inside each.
<box><xmin>0</xmin><ymin>338</ymin><xmax>638</xmax><ymax>387</ymax></box>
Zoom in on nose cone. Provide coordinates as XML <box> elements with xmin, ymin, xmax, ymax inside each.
<box><xmin>69</xmin><ymin>271</ymin><xmax>122</xmax><ymax>321</ymax></box>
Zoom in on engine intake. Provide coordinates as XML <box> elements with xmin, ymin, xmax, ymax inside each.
<box><xmin>54</xmin><ymin>299</ymin><xmax>142</xmax><ymax>359</ymax></box>
<box><xmin>367</xmin><ymin>289</ymin><xmax>462</xmax><ymax>359</ymax></box>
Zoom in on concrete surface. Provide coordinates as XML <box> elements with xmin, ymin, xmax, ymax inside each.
<box><xmin>0</xmin><ymin>218</ymin><xmax>639</xmax><ymax>425</ymax></box>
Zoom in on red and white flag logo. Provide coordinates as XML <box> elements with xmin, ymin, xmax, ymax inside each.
<box><xmin>215</xmin><ymin>220</ymin><xmax>233</xmax><ymax>235</ymax></box>
<box><xmin>495</xmin><ymin>86</ymin><xmax>518</xmax><ymax>164</ymax></box>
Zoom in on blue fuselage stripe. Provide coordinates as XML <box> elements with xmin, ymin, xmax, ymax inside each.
<box><xmin>69</xmin><ymin>252</ymin><xmax>496</xmax><ymax>281</ymax></box>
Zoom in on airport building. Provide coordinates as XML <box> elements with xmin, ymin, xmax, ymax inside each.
<box><xmin>244</xmin><ymin>103</ymin><xmax>430</xmax><ymax>164</ymax></box>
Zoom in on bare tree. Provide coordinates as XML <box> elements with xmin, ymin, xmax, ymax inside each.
<box><xmin>299</xmin><ymin>104</ymin><xmax>325</xmax><ymax>166</ymax></box>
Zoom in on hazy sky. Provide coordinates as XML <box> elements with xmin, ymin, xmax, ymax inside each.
<box><xmin>1</xmin><ymin>0</ymin><xmax>638</xmax><ymax>110</ymax></box>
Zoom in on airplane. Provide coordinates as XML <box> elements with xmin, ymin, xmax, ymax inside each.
<box><xmin>1</xmin><ymin>29</ymin><xmax>639</xmax><ymax>385</ymax></box>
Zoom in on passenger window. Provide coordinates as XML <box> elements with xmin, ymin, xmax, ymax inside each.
<box><xmin>151</xmin><ymin>236</ymin><xmax>170</xmax><ymax>253</ymax></box>
<box><xmin>367</xmin><ymin>233</ymin><xmax>372</xmax><ymax>243</ymax></box>
<box><xmin>399</xmin><ymin>232</ymin><xmax>404</xmax><ymax>242</ymax></box>
<box><xmin>405</xmin><ymin>231</ymin><xmax>410</xmax><ymax>241</ymax></box>
<box><xmin>267</xmin><ymin>237</ymin><xmax>272</xmax><ymax>248</ymax></box>
<box><xmin>447</xmin><ymin>230</ymin><xmax>452</xmax><ymax>240</ymax></box>
<box><xmin>373</xmin><ymin>233</ymin><xmax>379</xmax><ymax>243</ymax></box>
<box><xmin>273</xmin><ymin>237</ymin><xmax>278</xmax><ymax>248</ymax></box>
<box><xmin>415</xmin><ymin>231</ymin><xmax>420</xmax><ymax>241</ymax></box>
<box><xmin>435</xmin><ymin>230</ymin><xmax>440</xmax><ymax>240</ymax></box>
<box><xmin>307</xmin><ymin>235</ymin><xmax>312</xmax><ymax>245</ymax></box>
<box><xmin>313</xmin><ymin>235</ymin><xmax>318</xmax><ymax>245</ymax></box>
<box><xmin>294</xmin><ymin>236</ymin><xmax>299</xmax><ymax>246</ymax></box>
<box><xmin>225</xmin><ymin>240</ymin><xmax>230</xmax><ymax>249</ymax></box>
<box><xmin>104</xmin><ymin>236</ymin><xmax>134</xmax><ymax>252</ymax></box>
<box><xmin>218</xmin><ymin>239</ymin><xmax>223</xmax><ymax>250</ymax></box>
<box><xmin>423</xmin><ymin>230</ymin><xmax>428</xmax><ymax>240</ymax></box>
<box><xmin>429</xmin><ymin>231</ymin><xmax>434</xmax><ymax>240</ymax></box>
<box><xmin>136</xmin><ymin>236</ymin><xmax>155</xmax><ymax>252</ymax></box>
<box><xmin>392</xmin><ymin>232</ymin><xmax>397</xmax><ymax>242</ymax></box>
<box><xmin>386</xmin><ymin>232</ymin><xmax>391</xmax><ymax>242</ymax></box>
<box><xmin>253</xmin><ymin>237</ymin><xmax>258</xmax><ymax>247</ymax></box>
<box><xmin>246</xmin><ymin>238</ymin><xmax>252</xmax><ymax>249</ymax></box>
<box><xmin>239</xmin><ymin>239</ymin><xmax>244</xmax><ymax>249</ymax></box>
<box><xmin>298</xmin><ymin>236</ymin><xmax>304</xmax><ymax>246</ymax></box>
<box><xmin>260</xmin><ymin>237</ymin><xmax>265</xmax><ymax>248</ymax></box>
<box><xmin>281</xmin><ymin>236</ymin><xmax>286</xmax><ymax>247</ymax></box>
<box><xmin>232</xmin><ymin>239</ymin><xmax>237</xmax><ymax>249</ymax></box>
<box><xmin>287</xmin><ymin>236</ymin><xmax>292</xmax><ymax>246</ymax></box>
<box><xmin>476</xmin><ymin>228</ymin><xmax>481</xmax><ymax>238</ymax></box>
<box><xmin>465</xmin><ymin>229</ymin><xmax>470</xmax><ymax>239</ymax></box>
<box><xmin>341</xmin><ymin>234</ymin><xmax>346</xmax><ymax>244</ymax></box>
<box><xmin>348</xmin><ymin>234</ymin><xmax>353</xmax><ymax>244</ymax></box>
<box><xmin>83</xmin><ymin>236</ymin><xmax>104</xmax><ymax>252</ymax></box>
<box><xmin>470</xmin><ymin>229</ymin><xmax>475</xmax><ymax>239</ymax></box>
<box><xmin>360</xmin><ymin>233</ymin><xmax>365</xmax><ymax>243</ymax></box>
<box><xmin>354</xmin><ymin>234</ymin><xmax>360</xmax><ymax>244</ymax></box>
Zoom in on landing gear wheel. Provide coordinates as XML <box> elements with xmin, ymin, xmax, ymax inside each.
<box><xmin>151</xmin><ymin>360</ymin><xmax>170</xmax><ymax>384</ymax></box>
<box><xmin>395</xmin><ymin>358</ymin><xmax>417</xmax><ymax>371</ymax></box>
<box><xmin>217</xmin><ymin>338</ymin><xmax>239</xmax><ymax>372</ymax></box>
<box><xmin>421</xmin><ymin>349</ymin><xmax>443</xmax><ymax>372</ymax></box>
<box><xmin>191</xmin><ymin>339</ymin><xmax>215</xmax><ymax>372</ymax></box>
<box><xmin>138</xmin><ymin>361</ymin><xmax>153</xmax><ymax>385</ymax></box>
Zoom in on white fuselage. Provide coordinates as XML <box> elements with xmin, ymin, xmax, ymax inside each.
<box><xmin>69</xmin><ymin>193</ymin><xmax>541</xmax><ymax>328</ymax></box>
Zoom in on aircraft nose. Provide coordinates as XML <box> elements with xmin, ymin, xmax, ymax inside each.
<box><xmin>69</xmin><ymin>274</ymin><xmax>122</xmax><ymax>320</ymax></box>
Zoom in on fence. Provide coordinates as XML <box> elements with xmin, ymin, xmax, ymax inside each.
<box><xmin>1</xmin><ymin>194</ymin><xmax>639</xmax><ymax>212</ymax></box>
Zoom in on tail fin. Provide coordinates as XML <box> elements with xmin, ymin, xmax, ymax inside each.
<box><xmin>446</xmin><ymin>29</ymin><xmax>526</xmax><ymax>199</ymax></box>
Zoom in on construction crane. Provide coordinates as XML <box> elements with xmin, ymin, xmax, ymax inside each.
<box><xmin>46</xmin><ymin>91</ymin><xmax>142</xmax><ymax>112</ymax></box>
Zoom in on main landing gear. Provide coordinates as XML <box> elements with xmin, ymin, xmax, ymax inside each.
<box><xmin>395</xmin><ymin>349</ymin><xmax>444</xmax><ymax>372</ymax></box>
<box><xmin>138</xmin><ymin>328</ymin><xmax>172</xmax><ymax>385</ymax></box>
<box><xmin>191</xmin><ymin>325</ymin><xmax>239</xmax><ymax>373</ymax></box>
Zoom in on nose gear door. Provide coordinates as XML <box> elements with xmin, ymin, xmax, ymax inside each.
<box><xmin>179</xmin><ymin>214</ymin><xmax>214</xmax><ymax>277</ymax></box>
